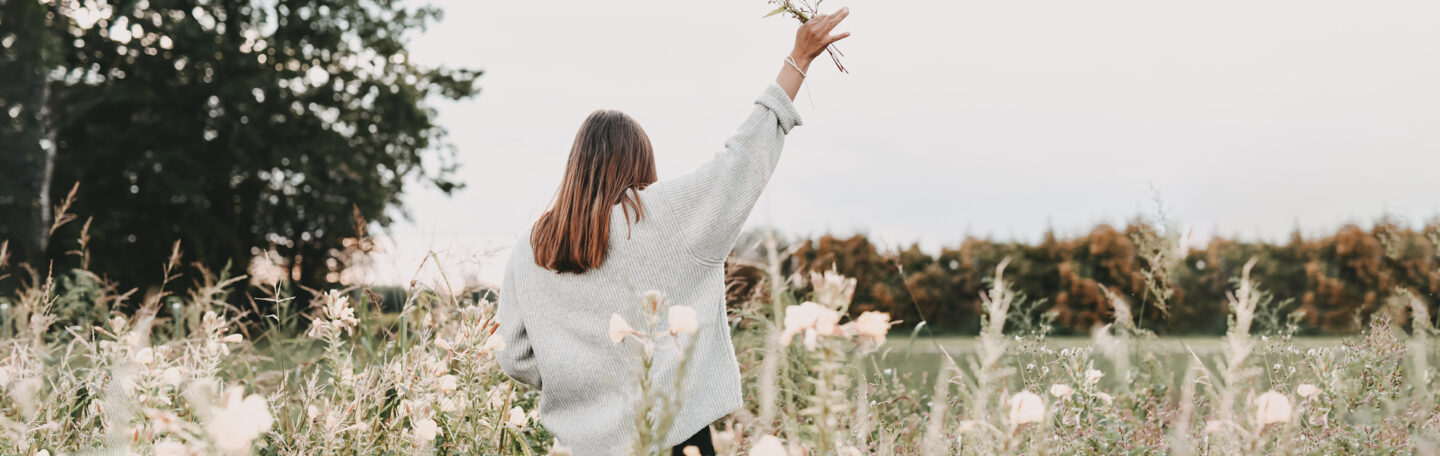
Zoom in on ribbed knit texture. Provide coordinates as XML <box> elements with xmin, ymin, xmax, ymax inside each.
<box><xmin>497</xmin><ymin>82</ymin><xmax>802</xmax><ymax>455</ymax></box>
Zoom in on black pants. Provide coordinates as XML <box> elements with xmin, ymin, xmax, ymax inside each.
<box><xmin>671</xmin><ymin>426</ymin><xmax>715</xmax><ymax>456</ymax></box>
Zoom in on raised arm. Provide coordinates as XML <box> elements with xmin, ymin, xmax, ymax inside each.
<box><xmin>776</xmin><ymin>7</ymin><xmax>852</xmax><ymax>100</ymax></box>
<box><xmin>654</xmin><ymin>9</ymin><xmax>851</xmax><ymax>266</ymax></box>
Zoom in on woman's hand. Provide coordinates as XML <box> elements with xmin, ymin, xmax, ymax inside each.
<box><xmin>790</xmin><ymin>7</ymin><xmax>851</xmax><ymax>67</ymax></box>
<box><xmin>777</xmin><ymin>7</ymin><xmax>851</xmax><ymax>100</ymax></box>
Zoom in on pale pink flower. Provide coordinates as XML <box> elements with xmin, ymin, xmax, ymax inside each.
<box><xmin>204</xmin><ymin>387</ymin><xmax>274</xmax><ymax>455</ymax></box>
<box><xmin>152</xmin><ymin>439</ymin><xmax>188</xmax><ymax>456</ymax></box>
<box><xmin>1085</xmin><ymin>369</ymin><xmax>1104</xmax><ymax>385</ymax></box>
<box><xmin>1254</xmin><ymin>391</ymin><xmax>1292</xmax><ymax>426</ymax></box>
<box><xmin>1095</xmin><ymin>392</ymin><xmax>1114</xmax><ymax>405</ymax></box>
<box><xmin>609</xmin><ymin>314</ymin><xmax>639</xmax><ymax>346</ymax></box>
<box><xmin>1007</xmin><ymin>391</ymin><xmax>1046</xmax><ymax>427</ymax></box>
<box><xmin>1296</xmin><ymin>383</ymin><xmax>1320</xmax><ymax>400</ymax></box>
<box><xmin>1049</xmin><ymin>383</ymin><xmax>1074</xmax><ymax>400</ymax></box>
<box><xmin>437</xmin><ymin>375</ymin><xmax>459</xmax><ymax>394</ymax></box>
<box><xmin>484</xmin><ymin>333</ymin><xmax>506</xmax><ymax>352</ymax></box>
<box><xmin>779</xmin><ymin>301</ymin><xmax>841</xmax><ymax>350</ymax></box>
<box><xmin>412</xmin><ymin>417</ymin><xmax>441</xmax><ymax>442</ymax></box>
<box><xmin>668</xmin><ymin>306</ymin><xmax>699</xmax><ymax>336</ymax></box>
<box><xmin>507</xmin><ymin>406</ymin><xmax>527</xmax><ymax>427</ymax></box>
<box><xmin>750</xmin><ymin>435</ymin><xmax>789</xmax><ymax>456</ymax></box>
<box><xmin>849</xmin><ymin>311</ymin><xmax>893</xmax><ymax>345</ymax></box>
<box><xmin>221</xmin><ymin>333</ymin><xmax>243</xmax><ymax>343</ymax></box>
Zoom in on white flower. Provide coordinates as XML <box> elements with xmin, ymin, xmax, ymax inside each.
<box><xmin>849</xmin><ymin>311</ymin><xmax>893</xmax><ymax>346</ymax></box>
<box><xmin>1007</xmin><ymin>391</ymin><xmax>1046</xmax><ymax>427</ymax></box>
<box><xmin>221</xmin><ymin>333</ymin><xmax>243</xmax><ymax>343</ymax></box>
<box><xmin>609</xmin><ymin>314</ymin><xmax>638</xmax><ymax>346</ymax></box>
<box><xmin>1296</xmin><ymin>383</ymin><xmax>1320</xmax><ymax>400</ymax></box>
<box><xmin>810</xmin><ymin>269</ymin><xmax>857</xmax><ymax>308</ymax></box>
<box><xmin>133</xmin><ymin>347</ymin><xmax>155</xmax><ymax>364</ymax></box>
<box><xmin>1085</xmin><ymin>369</ymin><xmax>1105</xmax><ymax>385</ymax></box>
<box><xmin>1049</xmin><ymin>383</ymin><xmax>1074</xmax><ymax>399</ymax></box>
<box><xmin>412</xmin><ymin>417</ymin><xmax>441</xmax><ymax>442</ymax></box>
<box><xmin>204</xmin><ymin>387</ymin><xmax>274</xmax><ymax>455</ymax></box>
<box><xmin>483</xmin><ymin>333</ymin><xmax>506</xmax><ymax>352</ymax></box>
<box><xmin>641</xmin><ymin>290</ymin><xmax>666</xmax><ymax>313</ymax></box>
<box><xmin>507</xmin><ymin>406</ymin><xmax>526</xmax><ymax>427</ymax></box>
<box><xmin>160</xmin><ymin>367</ymin><xmax>184</xmax><ymax>387</ymax></box>
<box><xmin>1254</xmin><ymin>391</ymin><xmax>1292</xmax><ymax>426</ymax></box>
<box><xmin>1095</xmin><ymin>392</ymin><xmax>1114</xmax><ymax>405</ymax></box>
<box><xmin>779</xmin><ymin>301</ymin><xmax>842</xmax><ymax>349</ymax></box>
<box><xmin>750</xmin><ymin>435</ymin><xmax>788</xmax><ymax>456</ymax></box>
<box><xmin>152</xmin><ymin>439</ymin><xmax>188</xmax><ymax>456</ymax></box>
<box><xmin>667</xmin><ymin>305</ymin><xmax>699</xmax><ymax>336</ymax></box>
<box><xmin>437</xmin><ymin>375</ymin><xmax>459</xmax><ymax>394</ymax></box>
<box><xmin>437</xmin><ymin>396</ymin><xmax>460</xmax><ymax>413</ymax></box>
<box><xmin>36</xmin><ymin>451</ymin><xmax>49</xmax><ymax>456</ymax></box>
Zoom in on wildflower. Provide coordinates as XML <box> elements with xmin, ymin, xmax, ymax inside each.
<box><xmin>668</xmin><ymin>305</ymin><xmax>699</xmax><ymax>336</ymax></box>
<box><xmin>641</xmin><ymin>290</ymin><xmax>666</xmax><ymax>313</ymax></box>
<box><xmin>412</xmin><ymin>417</ymin><xmax>441</xmax><ymax>442</ymax></box>
<box><xmin>221</xmin><ymin>333</ymin><xmax>243</xmax><ymax>343</ymax></box>
<box><xmin>438</xmin><ymin>396</ymin><xmax>460</xmax><ymax>413</ymax></box>
<box><xmin>779</xmin><ymin>301</ymin><xmax>841</xmax><ymax>349</ymax></box>
<box><xmin>36</xmin><ymin>451</ymin><xmax>49</xmax><ymax>456</ymax></box>
<box><xmin>1254</xmin><ymin>391</ymin><xmax>1292</xmax><ymax>426</ymax></box>
<box><xmin>435</xmin><ymin>337</ymin><xmax>455</xmax><ymax>351</ymax></box>
<box><xmin>438</xmin><ymin>374</ymin><xmax>459</xmax><ymax>394</ymax></box>
<box><xmin>133</xmin><ymin>347</ymin><xmax>155</xmax><ymax>364</ymax></box>
<box><xmin>507</xmin><ymin>406</ymin><xmax>526</xmax><ymax>427</ymax></box>
<box><xmin>1095</xmin><ymin>392</ymin><xmax>1114</xmax><ymax>405</ymax></box>
<box><xmin>1007</xmin><ymin>391</ymin><xmax>1046</xmax><ymax>427</ymax></box>
<box><xmin>483</xmin><ymin>333</ymin><xmax>506</xmax><ymax>352</ymax></box>
<box><xmin>152</xmin><ymin>439</ymin><xmax>187</xmax><ymax>456</ymax></box>
<box><xmin>204</xmin><ymin>387</ymin><xmax>274</xmax><ymax>455</ymax></box>
<box><xmin>750</xmin><ymin>435</ymin><xmax>788</xmax><ymax>456</ymax></box>
<box><xmin>847</xmin><ymin>311</ymin><xmax>894</xmax><ymax>346</ymax></box>
<box><xmin>1296</xmin><ymin>383</ymin><xmax>1320</xmax><ymax>400</ymax></box>
<box><xmin>609</xmin><ymin>314</ymin><xmax>639</xmax><ymax>346</ymax></box>
<box><xmin>160</xmin><ymin>367</ymin><xmax>184</xmax><ymax>387</ymax></box>
<box><xmin>810</xmin><ymin>269</ymin><xmax>857</xmax><ymax>308</ymax></box>
<box><xmin>1049</xmin><ymin>383</ymin><xmax>1074</xmax><ymax>400</ymax></box>
<box><xmin>1085</xmin><ymin>369</ymin><xmax>1104</xmax><ymax>385</ymax></box>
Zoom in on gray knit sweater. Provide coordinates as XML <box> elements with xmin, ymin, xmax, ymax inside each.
<box><xmin>496</xmin><ymin>83</ymin><xmax>801</xmax><ymax>454</ymax></box>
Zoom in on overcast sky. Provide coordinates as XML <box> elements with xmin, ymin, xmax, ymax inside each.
<box><xmin>376</xmin><ymin>0</ymin><xmax>1440</xmax><ymax>286</ymax></box>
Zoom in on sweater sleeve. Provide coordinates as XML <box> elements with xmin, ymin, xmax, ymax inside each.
<box><xmin>496</xmin><ymin>264</ymin><xmax>542</xmax><ymax>388</ymax></box>
<box><xmin>654</xmin><ymin>83</ymin><xmax>803</xmax><ymax>266</ymax></box>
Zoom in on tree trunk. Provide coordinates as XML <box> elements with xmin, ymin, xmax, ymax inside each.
<box><xmin>0</xmin><ymin>0</ymin><xmax>58</xmax><ymax>271</ymax></box>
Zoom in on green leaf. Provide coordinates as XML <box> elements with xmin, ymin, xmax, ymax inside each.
<box><xmin>763</xmin><ymin>5</ymin><xmax>788</xmax><ymax>18</ymax></box>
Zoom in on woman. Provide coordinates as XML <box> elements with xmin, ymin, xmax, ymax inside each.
<box><xmin>497</xmin><ymin>9</ymin><xmax>851</xmax><ymax>455</ymax></box>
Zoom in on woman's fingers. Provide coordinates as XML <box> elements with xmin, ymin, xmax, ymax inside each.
<box><xmin>821</xmin><ymin>7</ymin><xmax>850</xmax><ymax>32</ymax></box>
<box><xmin>824</xmin><ymin>31</ymin><xmax>852</xmax><ymax>46</ymax></box>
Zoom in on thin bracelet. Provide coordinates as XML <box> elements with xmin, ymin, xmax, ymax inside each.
<box><xmin>784</xmin><ymin>56</ymin><xmax>807</xmax><ymax>78</ymax></box>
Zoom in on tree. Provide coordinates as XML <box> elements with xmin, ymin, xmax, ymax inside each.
<box><xmin>1</xmin><ymin>0</ymin><xmax>479</xmax><ymax>294</ymax></box>
<box><xmin>0</xmin><ymin>0</ymin><xmax>65</xmax><ymax>269</ymax></box>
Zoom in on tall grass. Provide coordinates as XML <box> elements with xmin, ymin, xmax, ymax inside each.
<box><xmin>1</xmin><ymin>222</ymin><xmax>1437</xmax><ymax>455</ymax></box>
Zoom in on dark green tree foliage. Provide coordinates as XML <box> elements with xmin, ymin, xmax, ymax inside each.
<box><xmin>730</xmin><ymin>223</ymin><xmax>1440</xmax><ymax>336</ymax></box>
<box><xmin>2</xmin><ymin>0</ymin><xmax>479</xmax><ymax>292</ymax></box>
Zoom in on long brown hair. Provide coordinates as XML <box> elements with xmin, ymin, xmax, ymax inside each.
<box><xmin>531</xmin><ymin>110</ymin><xmax>658</xmax><ymax>273</ymax></box>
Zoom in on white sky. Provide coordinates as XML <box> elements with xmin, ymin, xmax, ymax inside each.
<box><xmin>375</xmin><ymin>0</ymin><xmax>1440</xmax><ymax>286</ymax></box>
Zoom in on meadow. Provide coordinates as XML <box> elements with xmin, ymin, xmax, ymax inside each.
<box><xmin>1</xmin><ymin>227</ymin><xmax>1437</xmax><ymax>456</ymax></box>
